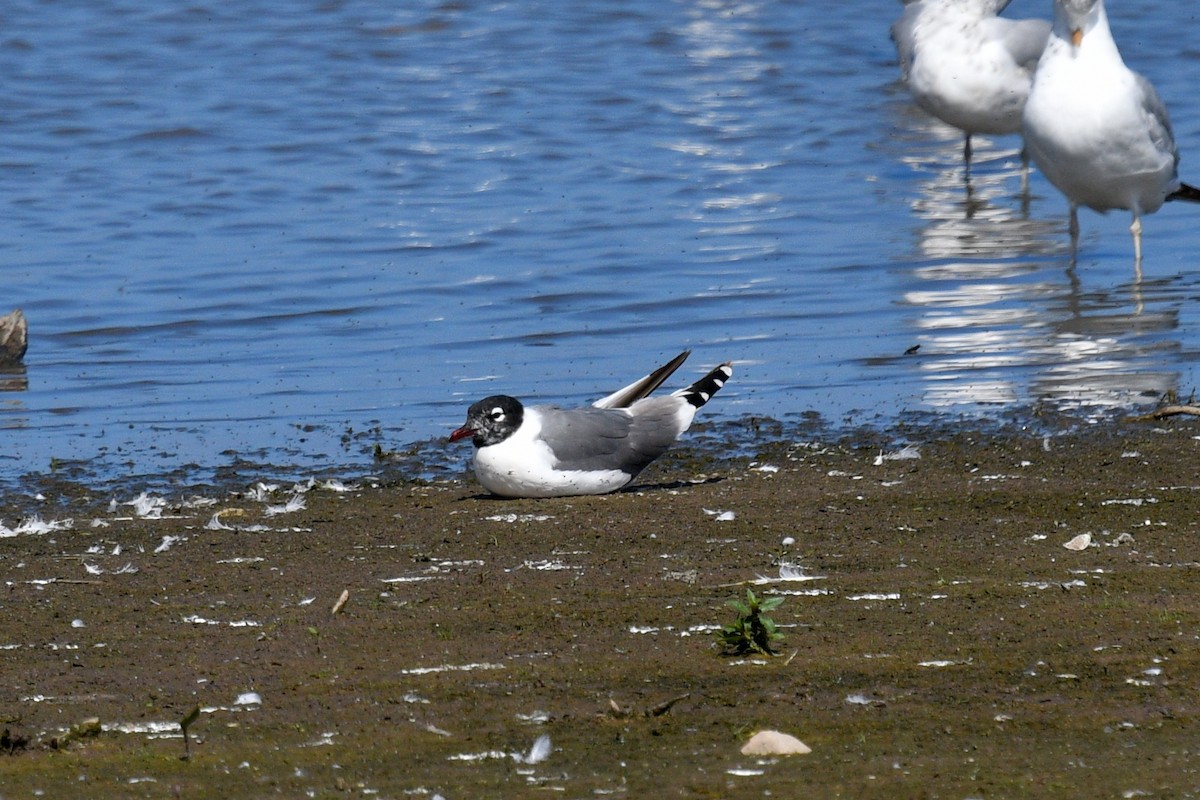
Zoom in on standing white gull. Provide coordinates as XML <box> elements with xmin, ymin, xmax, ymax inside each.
<box><xmin>1021</xmin><ymin>0</ymin><xmax>1200</xmax><ymax>266</ymax></box>
<box><xmin>449</xmin><ymin>351</ymin><xmax>733</xmax><ymax>498</ymax></box>
<box><xmin>892</xmin><ymin>0</ymin><xmax>1050</xmax><ymax>178</ymax></box>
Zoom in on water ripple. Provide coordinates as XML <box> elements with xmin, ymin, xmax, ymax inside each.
<box><xmin>0</xmin><ymin>0</ymin><xmax>1198</xmax><ymax>486</ymax></box>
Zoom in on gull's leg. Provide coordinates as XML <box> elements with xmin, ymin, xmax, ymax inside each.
<box><xmin>1129</xmin><ymin>211</ymin><xmax>1145</xmax><ymax>306</ymax></box>
<box><xmin>961</xmin><ymin>133</ymin><xmax>976</xmax><ymax>218</ymax></box>
<box><xmin>1130</xmin><ymin>214</ymin><xmax>1143</xmax><ymax>268</ymax></box>
<box><xmin>1068</xmin><ymin>204</ymin><xmax>1080</xmax><ymax>265</ymax></box>
<box><xmin>1019</xmin><ymin>147</ymin><xmax>1031</xmax><ymax>216</ymax></box>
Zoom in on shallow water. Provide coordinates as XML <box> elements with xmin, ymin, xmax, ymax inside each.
<box><xmin>3</xmin><ymin>0</ymin><xmax>1199</xmax><ymax>487</ymax></box>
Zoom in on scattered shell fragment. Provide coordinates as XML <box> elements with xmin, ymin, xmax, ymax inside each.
<box><xmin>740</xmin><ymin>730</ymin><xmax>811</xmax><ymax>756</ymax></box>
<box><xmin>1063</xmin><ymin>533</ymin><xmax>1092</xmax><ymax>551</ymax></box>
<box><xmin>485</xmin><ymin>513</ymin><xmax>552</xmax><ymax>523</ymax></box>
<box><xmin>331</xmin><ymin>589</ymin><xmax>350</xmax><ymax>615</ymax></box>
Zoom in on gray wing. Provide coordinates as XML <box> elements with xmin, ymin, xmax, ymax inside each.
<box><xmin>536</xmin><ymin>404</ymin><xmax>679</xmax><ymax>477</ymax></box>
<box><xmin>999</xmin><ymin>18</ymin><xmax>1051</xmax><ymax>69</ymax></box>
<box><xmin>1136</xmin><ymin>72</ymin><xmax>1179</xmax><ymax>167</ymax></box>
<box><xmin>889</xmin><ymin>3</ymin><xmax>920</xmax><ymax>75</ymax></box>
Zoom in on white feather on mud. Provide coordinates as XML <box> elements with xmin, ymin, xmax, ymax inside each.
<box><xmin>0</xmin><ymin>515</ymin><xmax>74</xmax><ymax>537</ymax></box>
<box><xmin>873</xmin><ymin>444</ymin><xmax>921</xmax><ymax>465</ymax></box>
<box><xmin>516</xmin><ymin>734</ymin><xmax>552</xmax><ymax>765</ymax></box>
<box><xmin>126</xmin><ymin>492</ymin><xmax>167</xmax><ymax>519</ymax></box>
<box><xmin>154</xmin><ymin>535</ymin><xmax>185</xmax><ymax>553</ymax></box>
<box><xmin>265</xmin><ymin>494</ymin><xmax>306</xmax><ymax>516</ymax></box>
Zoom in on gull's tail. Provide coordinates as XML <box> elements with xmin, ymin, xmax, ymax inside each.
<box><xmin>1168</xmin><ymin>182</ymin><xmax>1200</xmax><ymax>203</ymax></box>
<box><xmin>672</xmin><ymin>361</ymin><xmax>734</xmax><ymax>410</ymax></box>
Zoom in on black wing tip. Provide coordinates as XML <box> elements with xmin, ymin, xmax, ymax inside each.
<box><xmin>1168</xmin><ymin>182</ymin><xmax>1200</xmax><ymax>203</ymax></box>
<box><xmin>677</xmin><ymin>361</ymin><xmax>733</xmax><ymax>409</ymax></box>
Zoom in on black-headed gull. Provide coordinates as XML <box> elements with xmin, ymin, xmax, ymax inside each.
<box><xmin>892</xmin><ymin>0</ymin><xmax>1050</xmax><ymax>176</ymax></box>
<box><xmin>449</xmin><ymin>351</ymin><xmax>733</xmax><ymax>498</ymax></box>
<box><xmin>1022</xmin><ymin>0</ymin><xmax>1200</xmax><ymax>265</ymax></box>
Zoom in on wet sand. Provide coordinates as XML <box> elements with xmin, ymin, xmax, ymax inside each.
<box><xmin>2</xmin><ymin>416</ymin><xmax>1200</xmax><ymax>797</ymax></box>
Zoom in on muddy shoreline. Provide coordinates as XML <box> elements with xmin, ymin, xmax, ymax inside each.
<box><xmin>2</xmin><ymin>413</ymin><xmax>1200</xmax><ymax>797</ymax></box>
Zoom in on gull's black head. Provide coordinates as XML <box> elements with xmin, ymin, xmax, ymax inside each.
<box><xmin>449</xmin><ymin>395</ymin><xmax>525</xmax><ymax>447</ymax></box>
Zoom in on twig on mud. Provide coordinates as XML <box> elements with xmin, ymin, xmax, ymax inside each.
<box><xmin>1129</xmin><ymin>404</ymin><xmax>1200</xmax><ymax>421</ymax></box>
<box><xmin>647</xmin><ymin>693</ymin><xmax>690</xmax><ymax>717</ymax></box>
<box><xmin>604</xmin><ymin>693</ymin><xmax>690</xmax><ymax>719</ymax></box>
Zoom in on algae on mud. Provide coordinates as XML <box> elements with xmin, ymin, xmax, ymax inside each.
<box><xmin>1</xmin><ymin>419</ymin><xmax>1199</xmax><ymax>797</ymax></box>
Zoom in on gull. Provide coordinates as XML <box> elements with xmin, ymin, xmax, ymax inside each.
<box><xmin>1022</xmin><ymin>0</ymin><xmax>1200</xmax><ymax>266</ymax></box>
<box><xmin>449</xmin><ymin>350</ymin><xmax>733</xmax><ymax>498</ymax></box>
<box><xmin>892</xmin><ymin>0</ymin><xmax>1051</xmax><ymax>179</ymax></box>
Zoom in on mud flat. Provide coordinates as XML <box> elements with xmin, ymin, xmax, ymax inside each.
<box><xmin>1</xmin><ymin>416</ymin><xmax>1200</xmax><ymax>798</ymax></box>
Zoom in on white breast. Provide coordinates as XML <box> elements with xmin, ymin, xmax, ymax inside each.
<box><xmin>471</xmin><ymin>409</ymin><xmax>632</xmax><ymax>498</ymax></box>
<box><xmin>1023</xmin><ymin>31</ymin><xmax>1176</xmax><ymax>213</ymax></box>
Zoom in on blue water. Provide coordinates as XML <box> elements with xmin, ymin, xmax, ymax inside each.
<box><xmin>3</xmin><ymin>0</ymin><xmax>1199</xmax><ymax>488</ymax></box>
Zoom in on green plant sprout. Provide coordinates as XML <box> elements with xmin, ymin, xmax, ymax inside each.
<box><xmin>717</xmin><ymin>589</ymin><xmax>785</xmax><ymax>656</ymax></box>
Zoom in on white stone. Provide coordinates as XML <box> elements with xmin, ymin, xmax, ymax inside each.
<box><xmin>740</xmin><ymin>730</ymin><xmax>811</xmax><ymax>756</ymax></box>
